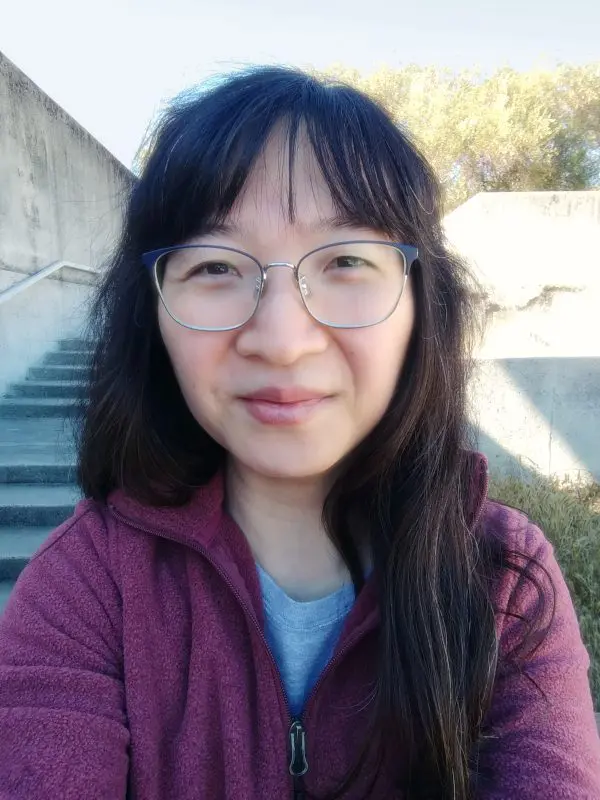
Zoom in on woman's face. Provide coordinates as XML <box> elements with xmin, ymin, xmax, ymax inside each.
<box><xmin>159</xmin><ymin>134</ymin><xmax>416</xmax><ymax>482</ymax></box>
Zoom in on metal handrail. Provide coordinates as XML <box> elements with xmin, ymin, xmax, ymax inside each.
<box><xmin>0</xmin><ymin>260</ymin><xmax>99</xmax><ymax>306</ymax></box>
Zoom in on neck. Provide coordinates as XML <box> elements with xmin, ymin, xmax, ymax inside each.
<box><xmin>225</xmin><ymin>459</ymin><xmax>350</xmax><ymax>601</ymax></box>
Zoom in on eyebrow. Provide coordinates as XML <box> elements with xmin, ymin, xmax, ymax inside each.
<box><xmin>201</xmin><ymin>213</ymin><xmax>367</xmax><ymax>237</ymax></box>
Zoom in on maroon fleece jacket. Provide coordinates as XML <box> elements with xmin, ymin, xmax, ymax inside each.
<box><xmin>0</xmin><ymin>453</ymin><xmax>599</xmax><ymax>798</ymax></box>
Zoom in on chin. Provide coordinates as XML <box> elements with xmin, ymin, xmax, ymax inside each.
<box><xmin>232</xmin><ymin>445</ymin><xmax>342</xmax><ymax>482</ymax></box>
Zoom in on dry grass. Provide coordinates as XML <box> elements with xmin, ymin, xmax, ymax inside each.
<box><xmin>488</xmin><ymin>472</ymin><xmax>600</xmax><ymax>711</ymax></box>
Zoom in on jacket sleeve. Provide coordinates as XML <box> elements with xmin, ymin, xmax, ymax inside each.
<box><xmin>476</xmin><ymin>514</ymin><xmax>600</xmax><ymax>799</ymax></box>
<box><xmin>0</xmin><ymin>503</ymin><xmax>130</xmax><ymax>799</ymax></box>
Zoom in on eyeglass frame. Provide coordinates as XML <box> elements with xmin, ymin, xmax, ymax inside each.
<box><xmin>141</xmin><ymin>240</ymin><xmax>419</xmax><ymax>332</ymax></box>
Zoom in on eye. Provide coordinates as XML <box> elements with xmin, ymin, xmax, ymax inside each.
<box><xmin>324</xmin><ymin>254</ymin><xmax>377</xmax><ymax>274</ymax></box>
<box><xmin>189</xmin><ymin>261</ymin><xmax>240</xmax><ymax>277</ymax></box>
<box><xmin>330</xmin><ymin>255</ymin><xmax>368</xmax><ymax>269</ymax></box>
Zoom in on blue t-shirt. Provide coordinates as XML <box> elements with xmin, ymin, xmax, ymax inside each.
<box><xmin>256</xmin><ymin>562</ymin><xmax>355</xmax><ymax>717</ymax></box>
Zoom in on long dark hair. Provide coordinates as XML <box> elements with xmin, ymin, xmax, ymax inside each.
<box><xmin>77</xmin><ymin>66</ymin><xmax>556</xmax><ymax>798</ymax></box>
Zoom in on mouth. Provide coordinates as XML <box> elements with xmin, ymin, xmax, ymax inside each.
<box><xmin>237</xmin><ymin>387</ymin><xmax>332</xmax><ymax>425</ymax></box>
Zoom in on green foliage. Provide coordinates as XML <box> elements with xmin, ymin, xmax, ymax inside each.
<box><xmin>317</xmin><ymin>63</ymin><xmax>600</xmax><ymax>210</ymax></box>
<box><xmin>489</xmin><ymin>472</ymin><xmax>600</xmax><ymax>710</ymax></box>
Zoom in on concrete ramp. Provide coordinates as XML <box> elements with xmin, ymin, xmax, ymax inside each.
<box><xmin>444</xmin><ymin>192</ymin><xmax>600</xmax><ymax>481</ymax></box>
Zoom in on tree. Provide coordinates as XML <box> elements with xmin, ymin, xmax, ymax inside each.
<box><xmin>316</xmin><ymin>63</ymin><xmax>600</xmax><ymax>210</ymax></box>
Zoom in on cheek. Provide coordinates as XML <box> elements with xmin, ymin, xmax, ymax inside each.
<box><xmin>158</xmin><ymin>310</ymin><xmax>226</xmax><ymax>406</ymax></box>
<box><xmin>348</xmin><ymin>334</ymin><xmax>408</xmax><ymax>410</ymax></box>
<box><xmin>341</xmin><ymin>290</ymin><xmax>415</xmax><ymax>404</ymax></box>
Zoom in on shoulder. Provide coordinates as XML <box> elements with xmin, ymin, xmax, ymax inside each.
<box><xmin>2</xmin><ymin>498</ymin><xmax>125</xmax><ymax>660</ymax></box>
<box><xmin>480</xmin><ymin>498</ymin><xmax>557</xmax><ymax>623</ymax></box>
<box><xmin>17</xmin><ymin>497</ymin><xmax>125</xmax><ymax>605</ymax></box>
<box><xmin>476</xmin><ymin>510</ymin><xmax>600</xmax><ymax>793</ymax></box>
<box><xmin>480</xmin><ymin>498</ymin><xmax>576</xmax><ymax>654</ymax></box>
<box><xmin>31</xmin><ymin>497</ymin><xmax>114</xmax><ymax>565</ymax></box>
<box><xmin>481</xmin><ymin>497</ymin><xmax>551</xmax><ymax>563</ymax></box>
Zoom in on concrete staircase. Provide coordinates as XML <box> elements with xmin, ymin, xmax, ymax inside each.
<box><xmin>0</xmin><ymin>338</ymin><xmax>87</xmax><ymax>613</ymax></box>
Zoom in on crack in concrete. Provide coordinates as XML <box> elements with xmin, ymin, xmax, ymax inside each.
<box><xmin>484</xmin><ymin>284</ymin><xmax>584</xmax><ymax>314</ymax></box>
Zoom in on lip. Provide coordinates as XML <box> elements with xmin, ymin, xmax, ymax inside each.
<box><xmin>240</xmin><ymin>386</ymin><xmax>328</xmax><ymax>403</ymax></box>
<box><xmin>238</xmin><ymin>387</ymin><xmax>331</xmax><ymax>425</ymax></box>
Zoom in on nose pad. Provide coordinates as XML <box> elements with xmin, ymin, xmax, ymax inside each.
<box><xmin>254</xmin><ymin>276</ymin><xmax>263</xmax><ymax>300</ymax></box>
<box><xmin>299</xmin><ymin>275</ymin><xmax>312</xmax><ymax>299</ymax></box>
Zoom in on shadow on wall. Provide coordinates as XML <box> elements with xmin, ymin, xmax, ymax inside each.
<box><xmin>470</xmin><ymin>357</ymin><xmax>600</xmax><ymax>484</ymax></box>
<box><xmin>472</xmin><ymin>428</ymin><xmax>537</xmax><ymax>482</ymax></box>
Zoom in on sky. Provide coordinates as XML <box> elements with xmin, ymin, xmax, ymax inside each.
<box><xmin>1</xmin><ymin>0</ymin><xmax>598</xmax><ymax>168</ymax></box>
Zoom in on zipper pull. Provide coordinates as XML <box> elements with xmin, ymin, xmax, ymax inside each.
<box><xmin>289</xmin><ymin>718</ymin><xmax>308</xmax><ymax>777</ymax></box>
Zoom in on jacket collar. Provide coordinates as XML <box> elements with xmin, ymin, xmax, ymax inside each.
<box><xmin>108</xmin><ymin>451</ymin><xmax>488</xmax><ymax>568</ymax></box>
<box><xmin>108</xmin><ymin>449</ymin><xmax>489</xmax><ymax>549</ymax></box>
<box><xmin>108</xmin><ymin>470</ymin><xmax>226</xmax><ymax>550</ymax></box>
<box><xmin>106</xmin><ymin>450</ymin><xmax>489</xmax><ymax>635</ymax></box>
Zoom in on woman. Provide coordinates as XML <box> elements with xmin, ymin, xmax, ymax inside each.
<box><xmin>0</xmin><ymin>66</ymin><xmax>598</xmax><ymax>799</ymax></box>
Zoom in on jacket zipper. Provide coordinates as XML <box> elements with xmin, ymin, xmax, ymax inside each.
<box><xmin>289</xmin><ymin>717</ymin><xmax>308</xmax><ymax>798</ymax></box>
<box><xmin>289</xmin><ymin>620</ymin><xmax>371</xmax><ymax>798</ymax></box>
<box><xmin>111</xmin><ymin>509</ymin><xmax>369</xmax><ymax>798</ymax></box>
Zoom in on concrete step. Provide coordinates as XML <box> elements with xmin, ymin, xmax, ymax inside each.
<box><xmin>0</xmin><ymin>398</ymin><xmax>80</xmax><ymax>418</ymax></box>
<box><xmin>0</xmin><ymin>418</ymin><xmax>75</xmax><ymax>467</ymax></box>
<box><xmin>43</xmin><ymin>351</ymin><xmax>91</xmax><ymax>367</ymax></box>
<box><xmin>0</xmin><ymin>464</ymin><xmax>77</xmax><ymax>484</ymax></box>
<box><xmin>28</xmin><ymin>365</ymin><xmax>88</xmax><ymax>382</ymax></box>
<box><xmin>58</xmin><ymin>338</ymin><xmax>94</xmax><ymax>352</ymax></box>
<box><xmin>0</xmin><ymin>526</ymin><xmax>53</xmax><ymax>580</ymax></box>
<box><xmin>0</xmin><ymin>484</ymin><xmax>80</xmax><ymax>526</ymax></box>
<box><xmin>6</xmin><ymin>380</ymin><xmax>83</xmax><ymax>399</ymax></box>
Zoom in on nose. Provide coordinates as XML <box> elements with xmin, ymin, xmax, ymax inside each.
<box><xmin>234</xmin><ymin>264</ymin><xmax>329</xmax><ymax>365</ymax></box>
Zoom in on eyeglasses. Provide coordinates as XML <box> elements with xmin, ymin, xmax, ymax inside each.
<box><xmin>142</xmin><ymin>240</ymin><xmax>418</xmax><ymax>331</ymax></box>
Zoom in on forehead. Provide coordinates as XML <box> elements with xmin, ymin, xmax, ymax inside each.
<box><xmin>225</xmin><ymin>129</ymin><xmax>338</xmax><ymax>235</ymax></box>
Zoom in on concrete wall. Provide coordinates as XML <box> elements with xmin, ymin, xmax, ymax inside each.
<box><xmin>0</xmin><ymin>50</ymin><xmax>134</xmax><ymax>395</ymax></box>
<box><xmin>444</xmin><ymin>191</ymin><xmax>600</xmax><ymax>482</ymax></box>
<box><xmin>0</xmin><ymin>50</ymin><xmax>133</xmax><ymax>273</ymax></box>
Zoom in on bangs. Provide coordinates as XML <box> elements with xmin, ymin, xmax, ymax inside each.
<box><xmin>134</xmin><ymin>67</ymin><xmax>440</xmax><ymax>251</ymax></box>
